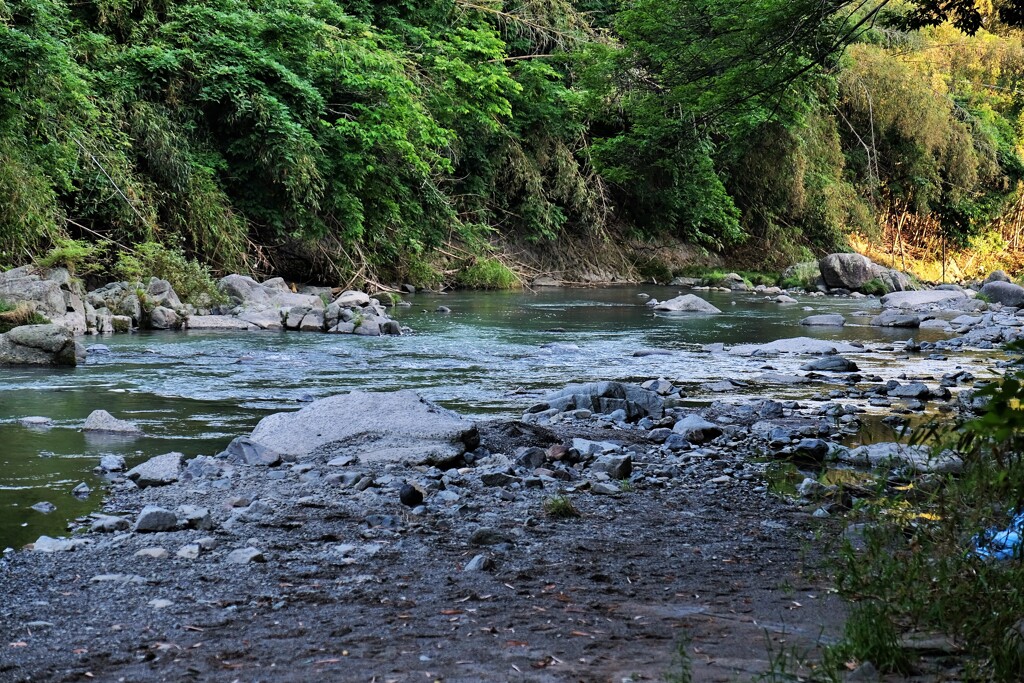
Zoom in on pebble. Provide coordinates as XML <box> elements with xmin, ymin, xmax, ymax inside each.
<box><xmin>226</xmin><ymin>547</ymin><xmax>265</xmax><ymax>564</ymax></box>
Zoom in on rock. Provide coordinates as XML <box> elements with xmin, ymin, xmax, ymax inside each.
<box><xmin>980</xmin><ymin>280</ymin><xmax>1024</xmax><ymax>307</ymax></box>
<box><xmin>0</xmin><ymin>324</ymin><xmax>78</xmax><ymax>366</ymax></box>
<box><xmin>436</xmin><ymin>306</ymin><xmax>451</xmax><ymax>314</ymax></box>
<box><xmin>870</xmin><ymin>310</ymin><xmax>920</xmax><ymax>328</ymax></box>
<box><xmin>880</xmin><ymin>290</ymin><xmax>966</xmax><ymax>309</ymax></box>
<box><xmin>125</xmin><ymin>452</ymin><xmax>183</xmax><ymax>488</ymax></box>
<box><xmin>18</xmin><ymin>416</ymin><xmax>52</xmax><ymax>428</ymax></box>
<box><xmin>672</xmin><ymin>414</ymin><xmax>722</xmax><ymax>444</ymax></box>
<box><xmin>90</xmin><ymin>515</ymin><xmax>130</xmax><ymax>533</ymax></box>
<box><xmin>32</xmin><ymin>536</ymin><xmax>86</xmax><ymax>552</ymax></box>
<box><xmin>729</xmin><ymin>337</ymin><xmax>861</xmax><ymax>356</ymax></box>
<box><xmin>531</xmin><ymin>381</ymin><xmax>663</xmax><ymax>421</ymax></box>
<box><xmin>149</xmin><ymin>599</ymin><xmax>174</xmax><ymax>609</ymax></box>
<box><xmin>984</xmin><ymin>270</ymin><xmax>1012</xmax><ymax>284</ymax></box>
<box><xmin>133</xmin><ymin>506</ymin><xmax>178</xmax><ymax>532</ymax></box>
<box><xmin>834</xmin><ymin>442</ymin><xmax>961</xmax><ymax>473</ymax></box>
<box><xmin>818</xmin><ymin>253</ymin><xmax>876</xmax><ymax>290</ymax></box>
<box><xmin>774</xmin><ymin>294</ymin><xmax>798</xmax><ymax>304</ymax></box>
<box><xmin>30</xmin><ymin>501</ymin><xmax>56</xmax><ymax>514</ymax></box>
<box><xmin>793</xmin><ymin>439</ymin><xmax>829</xmax><ymax>462</ymax></box>
<box><xmin>464</xmin><ymin>554</ymin><xmax>494</xmax><ymax>571</ymax></box>
<box><xmin>248</xmin><ymin>390</ymin><xmax>478</xmax><ymax>465</ymax></box>
<box><xmin>97</xmin><ymin>454</ymin><xmax>126</xmax><ymax>472</ymax></box>
<box><xmin>148</xmin><ymin>306</ymin><xmax>181</xmax><ymax>330</ymax></box>
<box><xmin>591</xmin><ymin>482</ymin><xmax>622</xmax><ymax>495</ymax></box>
<box><xmin>0</xmin><ymin>266</ymin><xmax>87</xmax><ymax>333</ymax></box>
<box><xmin>532</xmin><ymin>275</ymin><xmax>562</xmax><ymax>287</ymax></box>
<box><xmin>83</xmin><ymin>409</ymin><xmax>142</xmax><ymax>435</ymax></box>
<box><xmin>71</xmin><ymin>482</ymin><xmax>91</xmax><ymax>499</ymax></box>
<box><xmin>591</xmin><ymin>454</ymin><xmax>632</xmax><ymax>479</ymax></box>
<box><xmin>226</xmin><ymin>547</ymin><xmax>265</xmax><ymax>564</ymax></box>
<box><xmin>800</xmin><ymin>314</ymin><xmax>845</xmax><ymax>326</ymax></box>
<box><xmin>187</xmin><ymin>315</ymin><xmax>259</xmax><ymax>331</ymax></box>
<box><xmin>176</xmin><ymin>544</ymin><xmax>201</xmax><ymax>559</ymax></box>
<box><xmin>469</xmin><ymin>528</ymin><xmax>514</xmax><ymax>546</ymax></box>
<box><xmin>219</xmin><ymin>436</ymin><xmax>282</xmax><ymax>467</ymax></box>
<box><xmin>800</xmin><ymin>356</ymin><xmax>859</xmax><ymax>372</ymax></box>
<box><xmin>653</xmin><ymin>294</ymin><xmax>722</xmax><ymax>314</ymax></box>
<box><xmin>177</xmin><ymin>505</ymin><xmax>214</xmax><ymax>530</ymax></box>
<box><xmin>919</xmin><ymin>319</ymin><xmax>952</xmax><ymax>330</ymax></box>
<box><xmin>135</xmin><ymin>547</ymin><xmax>170</xmax><ymax>559</ymax></box>
<box><xmin>480</xmin><ymin>471</ymin><xmax>519</xmax><ymax>487</ymax></box>
<box><xmin>399</xmin><ymin>484</ymin><xmax>424</xmax><ymax>508</ymax></box>
<box><xmin>335</xmin><ymin>290</ymin><xmax>370</xmax><ymax>307</ymax></box>
<box><xmin>887</xmin><ymin>382</ymin><xmax>931</xmax><ymax>399</ymax></box>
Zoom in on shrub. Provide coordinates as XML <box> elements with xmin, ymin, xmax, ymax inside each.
<box><xmin>35</xmin><ymin>238</ymin><xmax>108</xmax><ymax>276</ymax></box>
<box><xmin>543</xmin><ymin>495</ymin><xmax>580</xmax><ymax>519</ymax></box>
<box><xmin>0</xmin><ymin>300</ymin><xmax>49</xmax><ymax>333</ymax></box>
<box><xmin>115</xmin><ymin>242</ymin><xmax>225</xmax><ymax>305</ymax></box>
<box><xmin>456</xmin><ymin>256</ymin><xmax>520</xmax><ymax>290</ymax></box>
<box><xmin>861</xmin><ymin>277</ymin><xmax>889</xmax><ymax>296</ymax></box>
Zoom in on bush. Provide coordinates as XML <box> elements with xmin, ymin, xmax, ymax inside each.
<box><xmin>456</xmin><ymin>256</ymin><xmax>520</xmax><ymax>290</ymax></box>
<box><xmin>35</xmin><ymin>238</ymin><xmax>108</xmax><ymax>276</ymax></box>
<box><xmin>861</xmin><ymin>277</ymin><xmax>889</xmax><ymax>296</ymax></box>
<box><xmin>0</xmin><ymin>300</ymin><xmax>49</xmax><ymax>333</ymax></box>
<box><xmin>543</xmin><ymin>495</ymin><xmax>580</xmax><ymax>519</ymax></box>
<box><xmin>115</xmin><ymin>242</ymin><xmax>225</xmax><ymax>305</ymax></box>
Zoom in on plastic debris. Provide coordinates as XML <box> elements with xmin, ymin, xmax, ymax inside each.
<box><xmin>973</xmin><ymin>511</ymin><xmax>1024</xmax><ymax>560</ymax></box>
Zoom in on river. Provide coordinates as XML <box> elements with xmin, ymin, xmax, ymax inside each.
<box><xmin>0</xmin><ymin>286</ymin><xmax>975</xmax><ymax>548</ymax></box>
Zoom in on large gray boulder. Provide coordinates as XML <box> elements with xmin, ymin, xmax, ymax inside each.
<box><xmin>530</xmin><ymin>381</ymin><xmax>664</xmax><ymax>420</ymax></box>
<box><xmin>86</xmin><ymin>282</ymin><xmax>143</xmax><ymax>325</ymax></box>
<box><xmin>248</xmin><ymin>390</ymin><xmax>479</xmax><ymax>465</ymax></box>
<box><xmin>980</xmin><ymin>281</ymin><xmax>1024</xmax><ymax>307</ymax></box>
<box><xmin>125</xmin><ymin>452</ymin><xmax>183</xmax><ymax>488</ymax></box>
<box><xmin>880</xmin><ymin>290</ymin><xmax>966</xmax><ymax>309</ymax></box>
<box><xmin>0</xmin><ymin>324</ymin><xmax>78</xmax><ymax>365</ymax></box>
<box><xmin>832</xmin><ymin>442</ymin><xmax>961</xmax><ymax>474</ymax></box>
<box><xmin>800</xmin><ymin>314</ymin><xmax>845</xmax><ymax>326</ymax></box>
<box><xmin>672</xmin><ymin>414</ymin><xmax>722</xmax><ymax>444</ymax></box>
<box><xmin>870</xmin><ymin>310</ymin><xmax>920</xmax><ymax>328</ymax></box>
<box><xmin>728</xmin><ymin>337</ymin><xmax>861</xmax><ymax>356</ymax></box>
<box><xmin>83</xmin><ymin>409</ymin><xmax>142</xmax><ymax>434</ymax></box>
<box><xmin>819</xmin><ymin>253</ymin><xmax>913</xmax><ymax>293</ymax></box>
<box><xmin>653</xmin><ymin>294</ymin><xmax>721</xmax><ymax>314</ymax></box>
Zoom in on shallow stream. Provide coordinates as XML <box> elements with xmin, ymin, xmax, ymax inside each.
<box><xmin>0</xmin><ymin>286</ymin><xmax>988</xmax><ymax>547</ymax></box>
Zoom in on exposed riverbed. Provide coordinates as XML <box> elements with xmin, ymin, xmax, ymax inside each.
<box><xmin>0</xmin><ymin>286</ymin><xmax>993</xmax><ymax>548</ymax></box>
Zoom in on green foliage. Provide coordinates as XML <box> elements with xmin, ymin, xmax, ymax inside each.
<box><xmin>831</xmin><ymin>349</ymin><xmax>1024</xmax><ymax>680</ymax></box>
<box><xmin>115</xmin><ymin>242</ymin><xmax>224</xmax><ymax>305</ymax></box>
<box><xmin>543</xmin><ymin>495</ymin><xmax>580</xmax><ymax>519</ymax></box>
<box><xmin>0</xmin><ymin>300</ymin><xmax>49</xmax><ymax>333</ymax></box>
<box><xmin>634</xmin><ymin>257</ymin><xmax>673</xmax><ymax>284</ymax></box>
<box><xmin>456</xmin><ymin>256</ymin><xmax>520</xmax><ymax>290</ymax></box>
<box><xmin>861</xmin><ymin>277</ymin><xmax>889</xmax><ymax>295</ymax></box>
<box><xmin>36</xmin><ymin>238</ymin><xmax>107</xmax><ymax>276</ymax></box>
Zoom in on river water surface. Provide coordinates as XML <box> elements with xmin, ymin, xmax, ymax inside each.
<box><xmin>0</xmin><ymin>286</ymin><xmax>972</xmax><ymax>547</ymax></box>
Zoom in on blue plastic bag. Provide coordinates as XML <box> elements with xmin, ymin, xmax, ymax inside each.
<box><xmin>974</xmin><ymin>511</ymin><xmax>1024</xmax><ymax>560</ymax></box>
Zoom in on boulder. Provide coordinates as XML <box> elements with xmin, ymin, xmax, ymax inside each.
<box><xmin>0</xmin><ymin>266</ymin><xmax>86</xmax><ymax>333</ymax></box>
<box><xmin>880</xmin><ymin>290</ymin><xmax>966</xmax><ymax>309</ymax></box>
<box><xmin>800</xmin><ymin>314</ymin><xmax>845</xmax><ymax>326</ymax></box>
<box><xmin>125</xmin><ymin>452</ymin><xmax>183</xmax><ymax>488</ymax></box>
<box><xmin>800</xmin><ymin>356</ymin><xmax>859</xmax><ymax>372</ymax></box>
<box><xmin>591</xmin><ymin>454</ymin><xmax>632</xmax><ymax>479</ymax></box>
<box><xmin>149</xmin><ymin>306</ymin><xmax>181</xmax><ymax>330</ymax></box>
<box><xmin>984</xmin><ymin>270</ymin><xmax>1012</xmax><ymax>284</ymax></box>
<box><xmin>530</xmin><ymin>381</ymin><xmax>664</xmax><ymax>420</ymax></box>
<box><xmin>672</xmin><ymin>414</ymin><xmax>722</xmax><ymax>444</ymax></box>
<box><xmin>819</xmin><ymin>253</ymin><xmax>876</xmax><ymax>290</ymax></box>
<box><xmin>87</xmin><ymin>282</ymin><xmax>143</xmax><ymax>324</ymax></box>
<box><xmin>870</xmin><ymin>310</ymin><xmax>920</xmax><ymax>328</ymax></box>
<box><xmin>83</xmin><ymin>409</ymin><xmax>142</xmax><ymax>434</ymax></box>
<box><xmin>187</xmin><ymin>315</ymin><xmax>259</xmax><ymax>331</ymax></box>
<box><xmin>653</xmin><ymin>295</ymin><xmax>722</xmax><ymax>314</ymax></box>
<box><xmin>728</xmin><ymin>337</ymin><xmax>861</xmax><ymax>356</ymax></box>
<box><xmin>133</xmin><ymin>506</ymin><xmax>178</xmax><ymax>533</ymax></box>
<box><xmin>980</xmin><ymin>281</ymin><xmax>1024</xmax><ymax>308</ymax></box>
<box><xmin>0</xmin><ymin>324</ymin><xmax>78</xmax><ymax>365</ymax></box>
<box><xmin>219</xmin><ymin>436</ymin><xmax>282</xmax><ymax>466</ymax></box>
<box><xmin>248</xmin><ymin>390</ymin><xmax>479</xmax><ymax>465</ymax></box>
<box><xmin>145</xmin><ymin>278</ymin><xmax>182</xmax><ymax>309</ymax></box>
<box><xmin>833</xmin><ymin>442</ymin><xmax>961</xmax><ymax>474</ymax></box>
<box><xmin>335</xmin><ymin>290</ymin><xmax>370</xmax><ymax>307</ymax></box>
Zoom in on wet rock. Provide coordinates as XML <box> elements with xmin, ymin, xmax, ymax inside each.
<box><xmin>30</xmin><ymin>501</ymin><xmax>56</xmax><ymax>514</ymax></box>
<box><xmin>800</xmin><ymin>314</ymin><xmax>845</xmax><ymax>326</ymax></box>
<box><xmin>71</xmin><ymin>482</ymin><xmax>91</xmax><ymax>499</ymax></box>
<box><xmin>83</xmin><ymin>409</ymin><xmax>142</xmax><ymax>435</ymax></box>
<box><xmin>126</xmin><ymin>452</ymin><xmax>183</xmax><ymax>488</ymax></box>
<box><xmin>96</xmin><ymin>454</ymin><xmax>126</xmax><ymax>473</ymax></box>
<box><xmin>880</xmin><ymin>290</ymin><xmax>966</xmax><ymax>309</ymax></box>
<box><xmin>729</xmin><ymin>337</ymin><xmax>861</xmax><ymax>356</ymax></box>
<box><xmin>887</xmin><ymin>382</ymin><xmax>931</xmax><ymax>399</ymax></box>
<box><xmin>18</xmin><ymin>416</ymin><xmax>52</xmax><ymax>428</ymax></box>
<box><xmin>800</xmin><ymin>356</ymin><xmax>859</xmax><ymax>372</ymax></box>
<box><xmin>226</xmin><ymin>547</ymin><xmax>265</xmax><ymax>564</ymax></box>
<box><xmin>870</xmin><ymin>310</ymin><xmax>920</xmax><ymax>328</ymax></box>
<box><xmin>653</xmin><ymin>294</ymin><xmax>721</xmax><ymax>314</ymax></box>
<box><xmin>833</xmin><ymin>442</ymin><xmax>961</xmax><ymax>474</ymax></box>
<box><xmin>134</xmin><ymin>506</ymin><xmax>178</xmax><ymax>532</ymax></box>
<box><xmin>399</xmin><ymin>484</ymin><xmax>424</xmax><ymax>508</ymax></box>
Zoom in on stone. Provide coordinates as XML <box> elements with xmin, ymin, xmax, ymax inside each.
<box><xmin>335</xmin><ymin>290</ymin><xmax>371</xmax><ymax>307</ymax></box>
<box><xmin>354</xmin><ymin>319</ymin><xmax>381</xmax><ymax>336</ymax></box>
<box><xmin>83</xmin><ymin>409</ymin><xmax>142</xmax><ymax>435</ymax></box>
<box><xmin>0</xmin><ymin>324</ymin><xmax>78</xmax><ymax>366</ymax></box>
<box><xmin>980</xmin><ymin>280</ymin><xmax>1024</xmax><ymax>307</ymax></box>
<box><xmin>32</xmin><ymin>536</ymin><xmax>86</xmax><ymax>552</ymax></box>
<box><xmin>984</xmin><ymin>270</ymin><xmax>1012</xmax><ymax>284</ymax></box>
<box><xmin>480</xmin><ymin>471</ymin><xmax>519</xmax><ymax>487</ymax></box>
<box><xmin>187</xmin><ymin>315</ymin><xmax>259</xmax><ymax>331</ymax></box>
<box><xmin>653</xmin><ymin>294</ymin><xmax>722</xmax><ymax>314</ymax></box>
<box><xmin>90</xmin><ymin>573</ymin><xmax>146</xmax><ymax>584</ymax></box>
<box><xmin>399</xmin><ymin>484</ymin><xmax>424</xmax><ymax>507</ymax></box>
<box><xmin>800</xmin><ymin>356</ymin><xmax>859</xmax><ymax>372</ymax></box>
<box><xmin>800</xmin><ymin>314</ymin><xmax>845</xmax><ymax>326</ymax></box>
<box><xmin>148</xmin><ymin>306</ymin><xmax>181</xmax><ymax>330</ymax></box>
<box><xmin>870</xmin><ymin>310</ymin><xmax>920</xmax><ymax>328</ymax></box>
<box><xmin>126</xmin><ymin>452</ymin><xmax>183</xmax><ymax>488</ymax></box>
<box><xmin>531</xmin><ymin>381</ymin><xmax>663</xmax><ymax>421</ymax></box>
<box><xmin>248</xmin><ymin>390</ymin><xmax>478</xmax><ymax>465</ymax></box>
<box><xmin>672</xmin><ymin>414</ymin><xmax>722</xmax><ymax>444</ymax></box>
<box><xmin>226</xmin><ymin>547</ymin><xmax>265</xmax><ymax>564</ymax></box>
<box><xmin>774</xmin><ymin>295</ymin><xmax>798</xmax><ymax>304</ymax></box>
<box><xmin>135</xmin><ymin>547</ymin><xmax>170</xmax><ymax>559</ymax></box>
<box><xmin>469</xmin><ymin>528</ymin><xmax>514</xmax><ymax>546</ymax></box>
<box><xmin>729</xmin><ymin>337</ymin><xmax>861</xmax><ymax>356</ymax></box>
<box><xmin>90</xmin><ymin>515</ymin><xmax>130</xmax><ymax>533</ymax></box>
<box><xmin>880</xmin><ymin>290</ymin><xmax>966</xmax><ymax>309</ymax></box>
<box><xmin>30</xmin><ymin>501</ymin><xmax>55</xmax><ymax>514</ymax></box>
<box><xmin>134</xmin><ymin>505</ymin><xmax>178</xmax><ymax>532</ymax></box>
<box><xmin>176</xmin><ymin>544</ymin><xmax>201</xmax><ymax>559</ymax></box>
<box><xmin>177</xmin><ymin>505</ymin><xmax>214</xmax><ymax>530</ymax></box>
<box><xmin>18</xmin><ymin>416</ymin><xmax>52</xmax><ymax>428</ymax></box>
<box><xmin>464</xmin><ymin>554</ymin><xmax>494</xmax><ymax>572</ymax></box>
<box><xmin>149</xmin><ymin>599</ymin><xmax>174</xmax><ymax>609</ymax></box>
<box><xmin>71</xmin><ymin>482</ymin><xmax>91</xmax><ymax>499</ymax></box>
<box><xmin>793</xmin><ymin>439</ymin><xmax>829</xmax><ymax>462</ymax></box>
<box><xmin>591</xmin><ymin>482</ymin><xmax>622</xmax><ymax>495</ymax></box>
<box><xmin>219</xmin><ymin>436</ymin><xmax>282</xmax><ymax>467</ymax></box>
<box><xmin>818</xmin><ymin>253</ymin><xmax>876</xmax><ymax>290</ymax></box>
<box><xmin>591</xmin><ymin>454</ymin><xmax>632</xmax><ymax>479</ymax></box>
<box><xmin>887</xmin><ymin>382</ymin><xmax>931</xmax><ymax>399</ymax></box>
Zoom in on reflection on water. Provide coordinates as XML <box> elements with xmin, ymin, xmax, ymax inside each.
<box><xmin>0</xmin><ymin>286</ymin><xmax>977</xmax><ymax>547</ymax></box>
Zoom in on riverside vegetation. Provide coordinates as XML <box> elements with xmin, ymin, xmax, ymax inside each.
<box><xmin>8</xmin><ymin>0</ymin><xmax>1024</xmax><ymax>285</ymax></box>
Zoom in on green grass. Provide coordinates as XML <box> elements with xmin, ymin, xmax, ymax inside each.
<box><xmin>543</xmin><ymin>495</ymin><xmax>581</xmax><ymax>519</ymax></box>
<box><xmin>0</xmin><ymin>300</ymin><xmax>49</xmax><ymax>333</ymax></box>
<box><xmin>456</xmin><ymin>256</ymin><xmax>520</xmax><ymax>289</ymax></box>
<box><xmin>861</xmin><ymin>277</ymin><xmax>889</xmax><ymax>296</ymax></box>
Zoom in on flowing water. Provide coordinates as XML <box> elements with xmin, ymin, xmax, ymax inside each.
<box><xmin>0</xmin><ymin>286</ymin><xmax>980</xmax><ymax>548</ymax></box>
